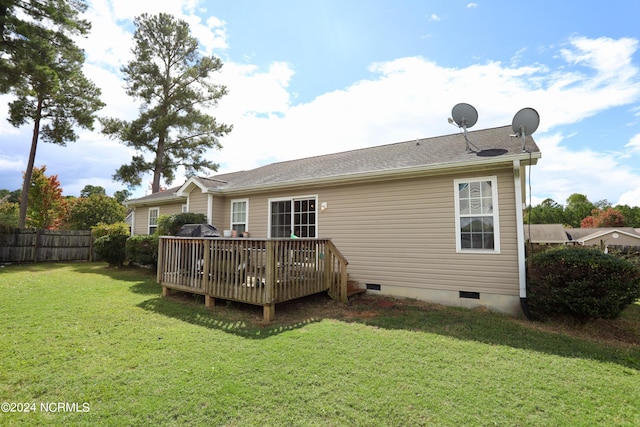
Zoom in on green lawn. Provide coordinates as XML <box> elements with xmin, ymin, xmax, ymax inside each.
<box><xmin>0</xmin><ymin>262</ymin><xmax>638</xmax><ymax>426</ymax></box>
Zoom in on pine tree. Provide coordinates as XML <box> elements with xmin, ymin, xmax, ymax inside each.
<box><xmin>101</xmin><ymin>13</ymin><xmax>232</xmax><ymax>193</ymax></box>
<box><xmin>3</xmin><ymin>0</ymin><xmax>104</xmax><ymax>227</ymax></box>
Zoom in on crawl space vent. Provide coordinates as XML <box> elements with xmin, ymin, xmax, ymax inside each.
<box><xmin>459</xmin><ymin>291</ymin><xmax>480</xmax><ymax>300</ymax></box>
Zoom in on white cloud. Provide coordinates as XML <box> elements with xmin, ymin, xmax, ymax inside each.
<box><xmin>207</xmin><ymin>36</ymin><xmax>640</xmax><ymax>208</ymax></box>
<box><xmin>467</xmin><ymin>3</ymin><xmax>479</xmax><ymax>8</ymax></box>
<box><xmin>625</xmin><ymin>133</ymin><xmax>640</xmax><ymax>154</ymax></box>
<box><xmin>3</xmin><ymin>4</ymin><xmax>640</xmax><ymax>210</ymax></box>
<box><xmin>429</xmin><ymin>14</ymin><xmax>441</xmax><ymax>22</ymax></box>
<box><xmin>531</xmin><ymin>132</ymin><xmax>640</xmax><ymax>205</ymax></box>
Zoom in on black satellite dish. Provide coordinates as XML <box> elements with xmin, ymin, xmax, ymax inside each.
<box><xmin>512</xmin><ymin>107</ymin><xmax>540</xmax><ymax>152</ymax></box>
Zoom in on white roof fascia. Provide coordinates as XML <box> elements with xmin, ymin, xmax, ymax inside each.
<box><xmin>176</xmin><ymin>177</ymin><xmax>209</xmax><ymax>196</ymax></box>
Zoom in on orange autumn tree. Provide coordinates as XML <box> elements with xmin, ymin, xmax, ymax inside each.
<box><xmin>26</xmin><ymin>166</ymin><xmax>67</xmax><ymax>229</ymax></box>
<box><xmin>580</xmin><ymin>207</ymin><xmax>626</xmax><ymax>228</ymax></box>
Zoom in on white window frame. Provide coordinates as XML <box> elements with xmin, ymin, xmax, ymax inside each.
<box><xmin>181</xmin><ymin>204</ymin><xmax>188</xmax><ymax>213</ymax></box>
<box><xmin>268</xmin><ymin>195</ymin><xmax>318</xmax><ymax>238</ymax></box>
<box><xmin>454</xmin><ymin>176</ymin><xmax>500</xmax><ymax>253</ymax></box>
<box><xmin>148</xmin><ymin>207</ymin><xmax>160</xmax><ymax>235</ymax></box>
<box><xmin>230</xmin><ymin>199</ymin><xmax>249</xmax><ymax>233</ymax></box>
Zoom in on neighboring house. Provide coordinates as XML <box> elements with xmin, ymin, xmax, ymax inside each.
<box><xmin>524</xmin><ymin>224</ymin><xmax>640</xmax><ymax>248</ymax></box>
<box><xmin>126</xmin><ymin>125</ymin><xmax>541</xmax><ymax>315</ymax></box>
<box><xmin>566</xmin><ymin>228</ymin><xmax>640</xmax><ymax>247</ymax></box>
<box><xmin>524</xmin><ymin>224</ymin><xmax>570</xmax><ymax>245</ymax></box>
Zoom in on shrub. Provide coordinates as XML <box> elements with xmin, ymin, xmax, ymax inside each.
<box><xmin>156</xmin><ymin>212</ymin><xmax>207</xmax><ymax>236</ymax></box>
<box><xmin>94</xmin><ymin>234</ymin><xmax>128</xmax><ymax>267</ymax></box>
<box><xmin>0</xmin><ymin>201</ymin><xmax>19</xmax><ymax>232</ymax></box>
<box><xmin>126</xmin><ymin>235</ymin><xmax>159</xmax><ymax>269</ymax></box>
<box><xmin>91</xmin><ymin>222</ymin><xmax>130</xmax><ymax>238</ymax></box>
<box><xmin>527</xmin><ymin>246</ymin><xmax>640</xmax><ymax>322</ymax></box>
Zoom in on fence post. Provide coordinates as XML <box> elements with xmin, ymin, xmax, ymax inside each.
<box><xmin>33</xmin><ymin>229</ymin><xmax>43</xmax><ymax>262</ymax></box>
<box><xmin>88</xmin><ymin>232</ymin><xmax>94</xmax><ymax>262</ymax></box>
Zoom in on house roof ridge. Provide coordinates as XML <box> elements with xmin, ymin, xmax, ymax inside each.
<box><xmin>232</xmin><ymin>125</ymin><xmax>517</xmax><ymax>170</ymax></box>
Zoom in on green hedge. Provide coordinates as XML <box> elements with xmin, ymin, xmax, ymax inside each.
<box><xmin>94</xmin><ymin>234</ymin><xmax>128</xmax><ymax>267</ymax></box>
<box><xmin>126</xmin><ymin>235</ymin><xmax>159</xmax><ymax>270</ymax></box>
<box><xmin>527</xmin><ymin>246</ymin><xmax>640</xmax><ymax>322</ymax></box>
<box><xmin>91</xmin><ymin>222</ymin><xmax>129</xmax><ymax>238</ymax></box>
<box><xmin>156</xmin><ymin>213</ymin><xmax>207</xmax><ymax>236</ymax></box>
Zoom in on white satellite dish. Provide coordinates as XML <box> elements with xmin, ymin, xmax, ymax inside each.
<box><xmin>512</xmin><ymin>107</ymin><xmax>540</xmax><ymax>152</ymax></box>
<box><xmin>451</xmin><ymin>103</ymin><xmax>478</xmax><ymax>129</ymax></box>
<box><xmin>450</xmin><ymin>103</ymin><xmax>478</xmax><ymax>151</ymax></box>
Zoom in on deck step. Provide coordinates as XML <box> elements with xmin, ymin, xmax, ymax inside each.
<box><xmin>347</xmin><ymin>280</ymin><xmax>366</xmax><ymax>298</ymax></box>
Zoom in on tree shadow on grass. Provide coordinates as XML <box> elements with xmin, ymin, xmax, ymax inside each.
<box><xmin>65</xmin><ymin>262</ymin><xmax>160</xmax><ymax>294</ymax></box>
<box><xmin>138</xmin><ymin>289</ymin><xmax>640</xmax><ymax>370</ymax></box>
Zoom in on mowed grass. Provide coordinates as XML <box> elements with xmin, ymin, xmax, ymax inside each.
<box><xmin>0</xmin><ymin>263</ymin><xmax>638</xmax><ymax>426</ymax></box>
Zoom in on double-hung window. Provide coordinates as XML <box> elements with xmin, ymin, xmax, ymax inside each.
<box><xmin>454</xmin><ymin>177</ymin><xmax>500</xmax><ymax>252</ymax></box>
<box><xmin>148</xmin><ymin>207</ymin><xmax>159</xmax><ymax>235</ymax></box>
<box><xmin>269</xmin><ymin>196</ymin><xmax>317</xmax><ymax>238</ymax></box>
<box><xmin>231</xmin><ymin>199</ymin><xmax>248</xmax><ymax>233</ymax></box>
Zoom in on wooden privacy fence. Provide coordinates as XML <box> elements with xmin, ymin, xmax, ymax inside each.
<box><xmin>0</xmin><ymin>229</ymin><xmax>95</xmax><ymax>263</ymax></box>
<box><xmin>157</xmin><ymin>237</ymin><xmax>349</xmax><ymax>321</ymax></box>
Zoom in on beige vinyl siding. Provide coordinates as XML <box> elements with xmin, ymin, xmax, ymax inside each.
<box><xmin>188</xmin><ymin>191</ymin><xmax>209</xmax><ymax>220</ymax></box>
<box><xmin>211</xmin><ymin>195</ymin><xmax>225</xmax><ymax>230</ymax></box>
<box><xmin>220</xmin><ymin>165</ymin><xmax>520</xmax><ymax>298</ymax></box>
<box><xmin>583</xmin><ymin>232</ymin><xmax>640</xmax><ymax>247</ymax></box>
<box><xmin>315</xmin><ymin>168</ymin><xmax>518</xmax><ymax>297</ymax></box>
<box><xmin>132</xmin><ymin>203</ymin><xmax>184</xmax><ymax>235</ymax></box>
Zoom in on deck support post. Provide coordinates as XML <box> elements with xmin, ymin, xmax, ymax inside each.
<box><xmin>156</xmin><ymin>237</ymin><xmax>165</xmax><ymax>283</ymax></box>
<box><xmin>263</xmin><ymin>304</ymin><xmax>275</xmax><ymax>322</ymax></box>
<box><xmin>162</xmin><ymin>286</ymin><xmax>171</xmax><ymax>297</ymax></box>
<box><xmin>205</xmin><ymin>294</ymin><xmax>214</xmax><ymax>308</ymax></box>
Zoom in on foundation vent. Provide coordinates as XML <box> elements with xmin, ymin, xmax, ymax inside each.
<box><xmin>459</xmin><ymin>291</ymin><xmax>480</xmax><ymax>299</ymax></box>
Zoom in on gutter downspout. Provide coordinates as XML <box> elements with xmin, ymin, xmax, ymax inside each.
<box><xmin>513</xmin><ymin>160</ymin><xmax>531</xmax><ymax>319</ymax></box>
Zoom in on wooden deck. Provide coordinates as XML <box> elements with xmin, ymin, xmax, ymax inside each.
<box><xmin>157</xmin><ymin>237</ymin><xmax>349</xmax><ymax>321</ymax></box>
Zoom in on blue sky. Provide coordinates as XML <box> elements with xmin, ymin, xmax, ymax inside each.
<box><xmin>2</xmin><ymin>0</ymin><xmax>640</xmax><ymax>207</ymax></box>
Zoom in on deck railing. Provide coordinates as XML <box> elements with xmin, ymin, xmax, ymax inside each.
<box><xmin>157</xmin><ymin>237</ymin><xmax>349</xmax><ymax>321</ymax></box>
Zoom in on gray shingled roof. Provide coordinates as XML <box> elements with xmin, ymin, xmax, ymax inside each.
<box><xmin>209</xmin><ymin>125</ymin><xmax>539</xmax><ymax>190</ymax></box>
<box><xmin>524</xmin><ymin>224</ymin><xmax>570</xmax><ymax>243</ymax></box>
<box><xmin>128</xmin><ymin>125</ymin><xmax>539</xmax><ymax>204</ymax></box>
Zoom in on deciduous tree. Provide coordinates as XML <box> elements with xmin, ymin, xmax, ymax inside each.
<box><xmin>564</xmin><ymin>193</ymin><xmax>595</xmax><ymax>228</ymax></box>
<box><xmin>581</xmin><ymin>208</ymin><xmax>626</xmax><ymax>228</ymax></box>
<box><xmin>80</xmin><ymin>185</ymin><xmax>106</xmax><ymax>198</ymax></box>
<box><xmin>101</xmin><ymin>12</ymin><xmax>232</xmax><ymax>193</ymax></box>
<box><xmin>66</xmin><ymin>194</ymin><xmax>126</xmax><ymax>230</ymax></box>
<box><xmin>26</xmin><ymin>166</ymin><xmax>67</xmax><ymax>229</ymax></box>
<box><xmin>525</xmin><ymin>198</ymin><xmax>566</xmax><ymax>225</ymax></box>
<box><xmin>113</xmin><ymin>189</ymin><xmax>132</xmax><ymax>204</ymax></box>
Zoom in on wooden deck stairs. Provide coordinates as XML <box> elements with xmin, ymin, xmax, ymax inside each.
<box><xmin>346</xmin><ymin>279</ymin><xmax>367</xmax><ymax>299</ymax></box>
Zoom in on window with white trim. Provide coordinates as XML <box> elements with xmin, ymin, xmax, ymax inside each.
<box><xmin>148</xmin><ymin>207</ymin><xmax>159</xmax><ymax>235</ymax></box>
<box><xmin>454</xmin><ymin>177</ymin><xmax>500</xmax><ymax>252</ymax></box>
<box><xmin>269</xmin><ymin>196</ymin><xmax>317</xmax><ymax>238</ymax></box>
<box><xmin>181</xmin><ymin>204</ymin><xmax>188</xmax><ymax>213</ymax></box>
<box><xmin>231</xmin><ymin>199</ymin><xmax>248</xmax><ymax>233</ymax></box>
